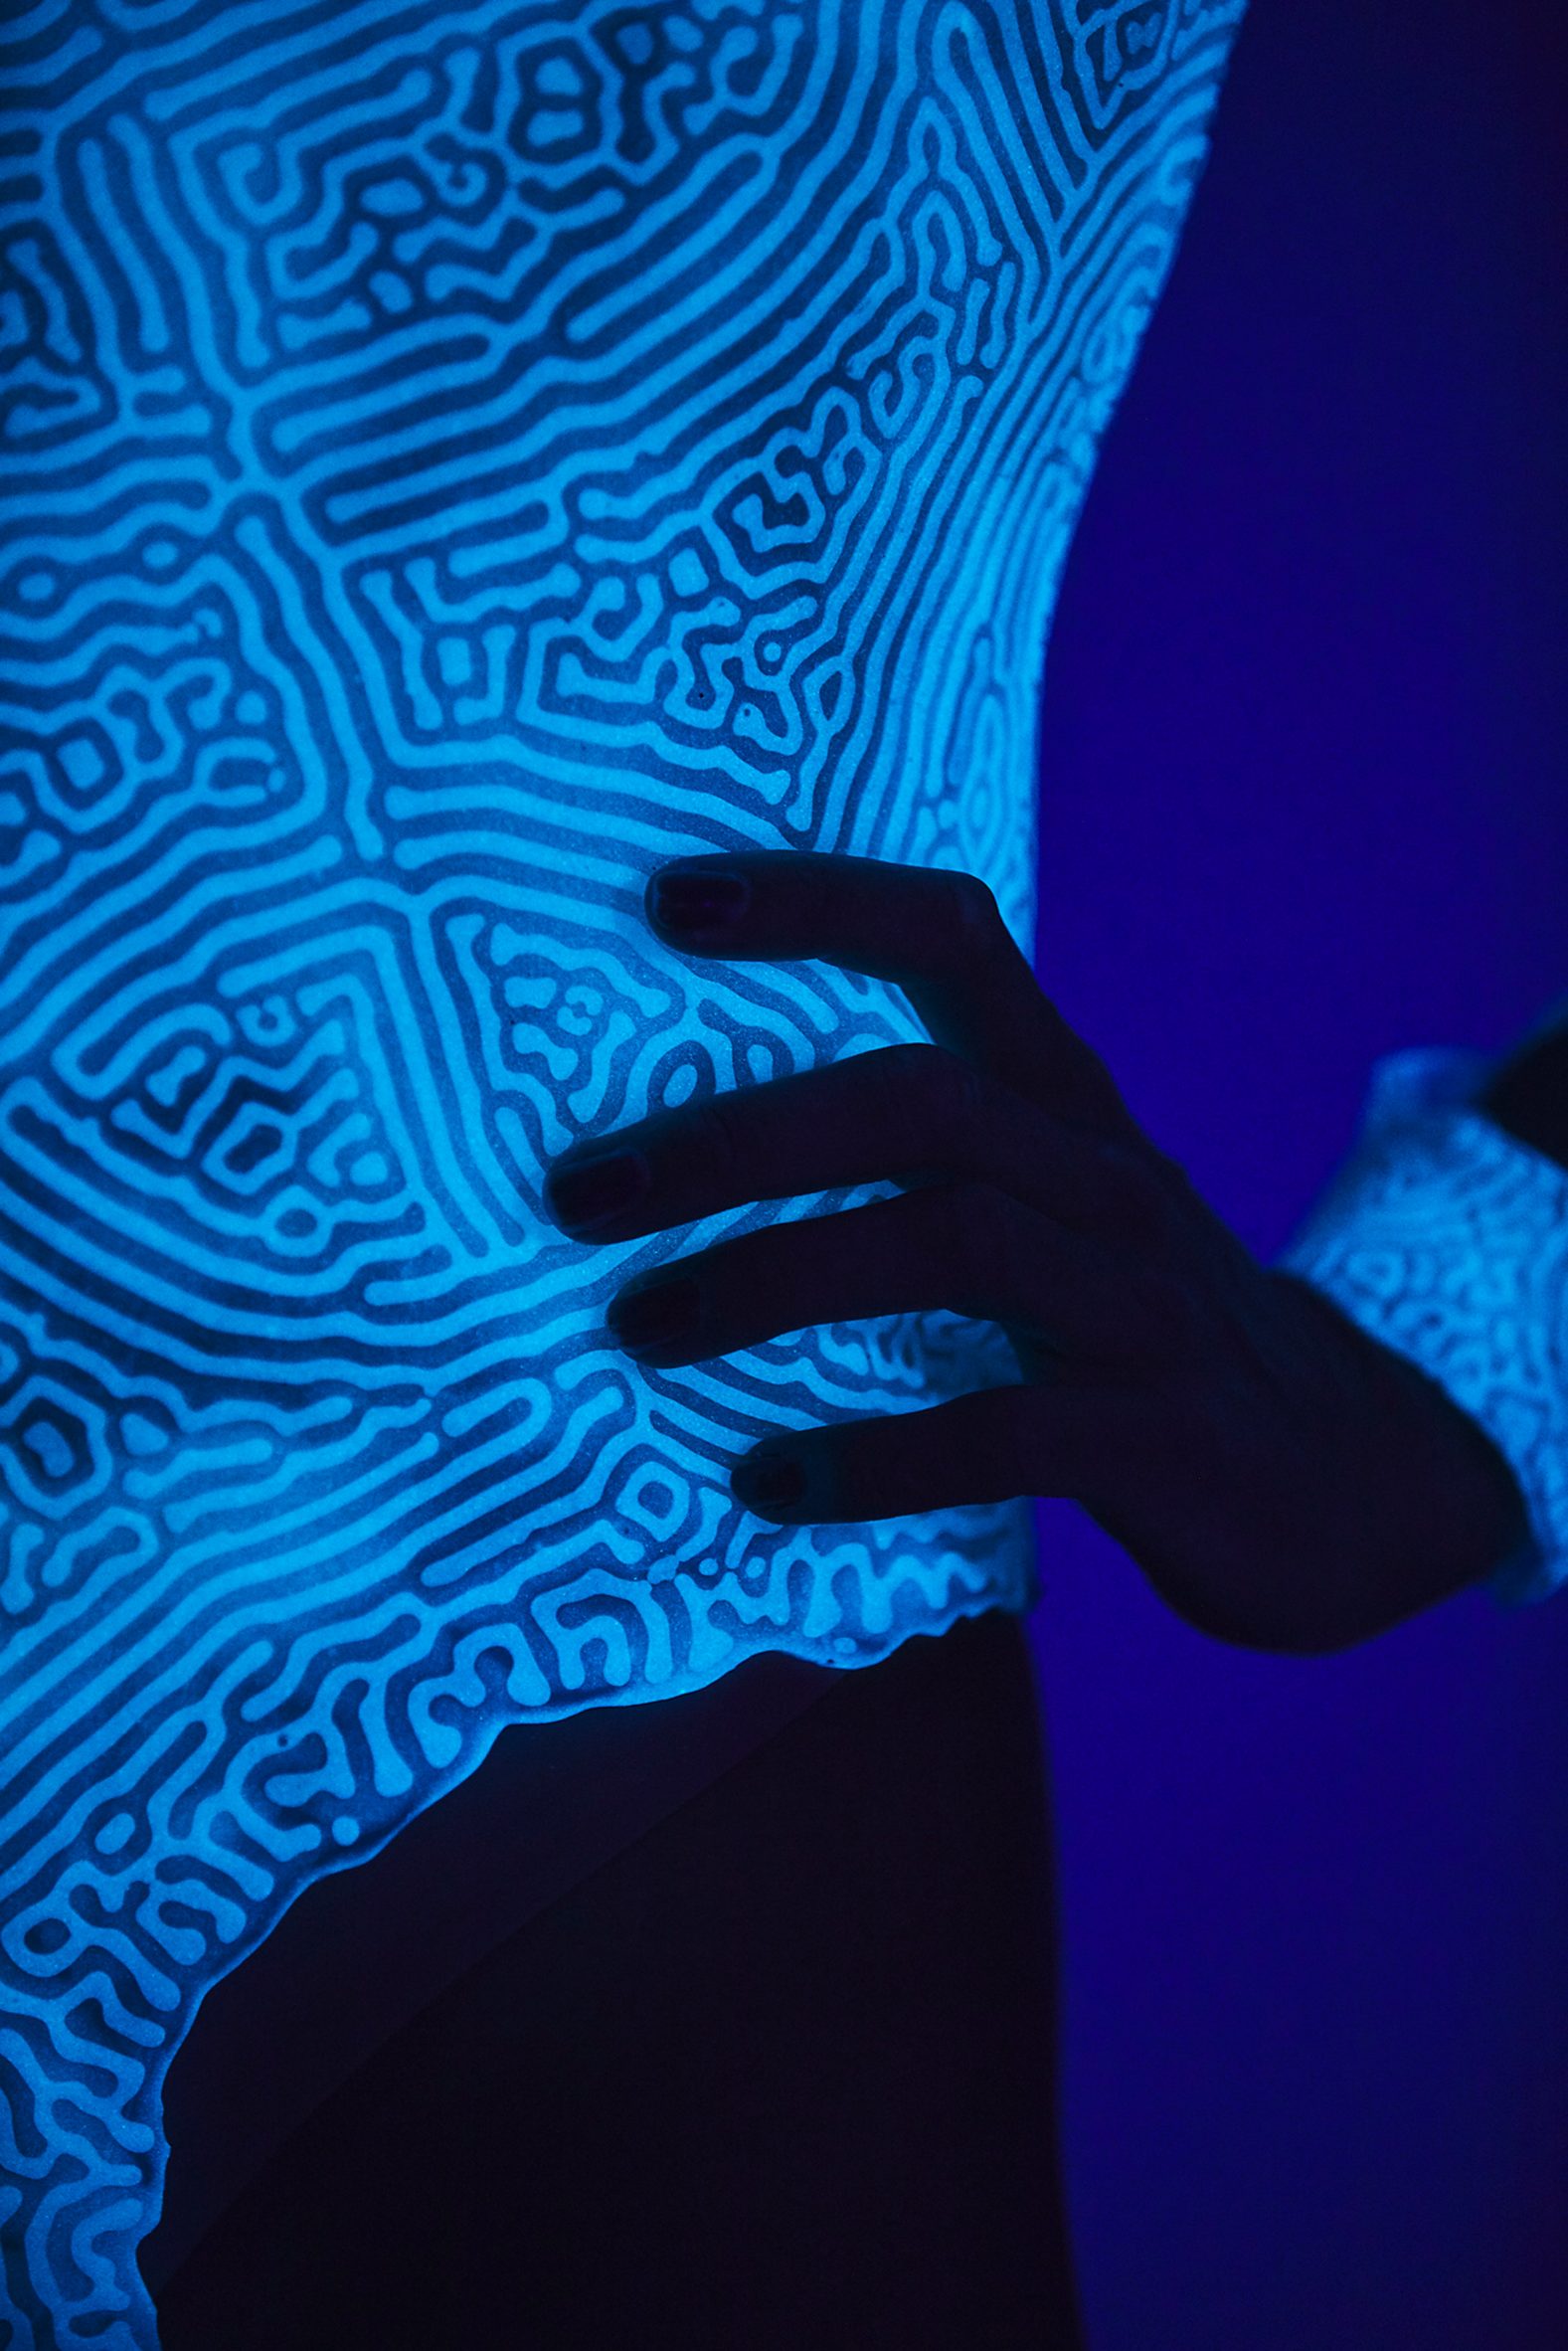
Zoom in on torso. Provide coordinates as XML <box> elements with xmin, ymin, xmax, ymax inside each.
<box><xmin>0</xmin><ymin>5</ymin><xmax>1244</xmax><ymax>2339</ymax></box>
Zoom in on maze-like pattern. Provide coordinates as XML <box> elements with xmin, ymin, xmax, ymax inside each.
<box><xmin>1282</xmin><ymin>1052</ymin><xmax>1568</xmax><ymax>1610</ymax></box>
<box><xmin>0</xmin><ymin>3</ymin><xmax>1245</xmax><ymax>2340</ymax></box>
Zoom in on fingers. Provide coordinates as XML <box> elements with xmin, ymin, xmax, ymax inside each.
<box><xmin>608</xmin><ymin>1182</ymin><xmax>1180</xmax><ymax>1376</ymax></box>
<box><xmin>544</xmin><ymin>1041</ymin><xmax>1156</xmax><ymax>1245</ymax></box>
<box><xmin>645</xmin><ymin>851</ymin><xmax>1136</xmax><ymax>1130</ymax></box>
<box><xmin>729</xmin><ymin>1383</ymin><xmax>1157</xmax><ymax>1523</ymax></box>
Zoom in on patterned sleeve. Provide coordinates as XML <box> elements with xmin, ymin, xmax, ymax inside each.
<box><xmin>1278</xmin><ymin>1046</ymin><xmax>1568</xmax><ymax>1609</ymax></box>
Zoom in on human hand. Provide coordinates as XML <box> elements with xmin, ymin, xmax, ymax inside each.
<box><xmin>544</xmin><ymin>853</ymin><xmax>1528</xmax><ymax>1653</ymax></box>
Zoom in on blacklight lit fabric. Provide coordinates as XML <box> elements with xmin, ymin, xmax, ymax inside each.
<box><xmin>1281</xmin><ymin>1042</ymin><xmax>1568</xmax><ymax>1608</ymax></box>
<box><xmin>0</xmin><ymin>5</ymin><xmax>1250</xmax><ymax>2341</ymax></box>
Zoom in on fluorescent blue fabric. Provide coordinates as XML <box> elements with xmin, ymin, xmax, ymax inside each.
<box><xmin>0</xmin><ymin>3</ymin><xmax>1246</xmax><ymax>2338</ymax></box>
<box><xmin>1280</xmin><ymin>1046</ymin><xmax>1568</xmax><ymax>1611</ymax></box>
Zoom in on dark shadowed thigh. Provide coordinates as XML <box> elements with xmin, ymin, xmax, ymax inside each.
<box><xmin>155</xmin><ymin>1608</ymin><xmax>1080</xmax><ymax>2351</ymax></box>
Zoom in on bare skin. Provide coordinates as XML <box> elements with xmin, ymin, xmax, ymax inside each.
<box><xmin>544</xmin><ymin>851</ymin><xmax>1531</xmax><ymax>1656</ymax></box>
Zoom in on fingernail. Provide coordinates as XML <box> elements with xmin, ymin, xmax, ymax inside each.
<box><xmin>607</xmin><ymin>1275</ymin><xmax>697</xmax><ymax>1352</ymax></box>
<box><xmin>648</xmin><ymin>867</ymin><xmax>751</xmax><ymax>935</ymax></box>
<box><xmin>731</xmin><ymin>1448</ymin><xmax>806</xmax><ymax>1514</ymax></box>
<box><xmin>545</xmin><ymin>1149</ymin><xmax>649</xmax><ymax>1233</ymax></box>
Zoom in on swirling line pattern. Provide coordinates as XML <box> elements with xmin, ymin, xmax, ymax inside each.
<box><xmin>0</xmin><ymin>1</ymin><xmax>1245</xmax><ymax>2339</ymax></box>
<box><xmin>1281</xmin><ymin>1049</ymin><xmax>1568</xmax><ymax>1610</ymax></box>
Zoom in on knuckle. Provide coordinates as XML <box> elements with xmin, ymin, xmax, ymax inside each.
<box><xmin>868</xmin><ymin>1041</ymin><xmax>982</xmax><ymax>1165</ymax></box>
<box><xmin>932</xmin><ymin>1179</ymin><xmax>1011</xmax><ymax>1310</ymax></box>
<box><xmin>688</xmin><ymin>1091</ymin><xmax>745</xmax><ymax>1196</ymax></box>
<box><xmin>862</xmin><ymin>1043</ymin><xmax>926</xmax><ymax>1144</ymax></box>
<box><xmin>923</xmin><ymin>1046</ymin><xmax>987</xmax><ymax>1159</ymax></box>
<box><xmin>1096</xmin><ymin>1145</ymin><xmax>1172</xmax><ymax>1244</ymax></box>
<box><xmin>943</xmin><ymin>870</ymin><xmax>1005</xmax><ymax>967</ymax></box>
<box><xmin>1075</xmin><ymin>1041</ymin><xmax>1131</xmax><ymax>1123</ymax></box>
<box><xmin>1127</xmin><ymin>1267</ymin><xmax>1197</xmax><ymax>1368</ymax></box>
<box><xmin>877</xmin><ymin>1041</ymin><xmax>938</xmax><ymax>1092</ymax></box>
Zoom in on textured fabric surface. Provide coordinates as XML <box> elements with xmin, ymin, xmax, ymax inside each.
<box><xmin>0</xmin><ymin>3</ymin><xmax>1245</xmax><ymax>2338</ymax></box>
<box><xmin>1280</xmin><ymin>1047</ymin><xmax>1568</xmax><ymax>1610</ymax></box>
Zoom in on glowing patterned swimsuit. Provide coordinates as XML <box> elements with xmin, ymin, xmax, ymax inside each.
<box><xmin>1</xmin><ymin>4</ymin><xmax>1252</xmax><ymax>2340</ymax></box>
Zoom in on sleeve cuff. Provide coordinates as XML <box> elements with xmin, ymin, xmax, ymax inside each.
<box><xmin>1277</xmin><ymin>1048</ymin><xmax>1568</xmax><ymax>1609</ymax></box>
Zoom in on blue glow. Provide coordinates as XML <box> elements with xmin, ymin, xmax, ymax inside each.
<box><xmin>1281</xmin><ymin>1047</ymin><xmax>1568</xmax><ymax>1606</ymax></box>
<box><xmin>0</xmin><ymin>2</ymin><xmax>1243</xmax><ymax>2339</ymax></box>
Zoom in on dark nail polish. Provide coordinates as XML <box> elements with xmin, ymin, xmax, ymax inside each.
<box><xmin>545</xmin><ymin>1149</ymin><xmax>648</xmax><ymax>1232</ymax></box>
<box><xmin>608</xmin><ymin>1276</ymin><xmax>697</xmax><ymax>1352</ymax></box>
<box><xmin>648</xmin><ymin>868</ymin><xmax>751</xmax><ymax>935</ymax></box>
<box><xmin>732</xmin><ymin>1449</ymin><xmax>806</xmax><ymax>1513</ymax></box>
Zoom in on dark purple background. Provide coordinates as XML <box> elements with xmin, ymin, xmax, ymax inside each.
<box><xmin>1029</xmin><ymin>1</ymin><xmax>1568</xmax><ymax>2343</ymax></box>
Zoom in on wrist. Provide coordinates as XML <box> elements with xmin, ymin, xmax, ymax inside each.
<box><xmin>1272</xmin><ymin>1271</ymin><xmax>1533</xmax><ymax>1650</ymax></box>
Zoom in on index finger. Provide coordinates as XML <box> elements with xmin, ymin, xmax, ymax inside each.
<box><xmin>645</xmin><ymin>851</ymin><xmax>1134</xmax><ymax>1133</ymax></box>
